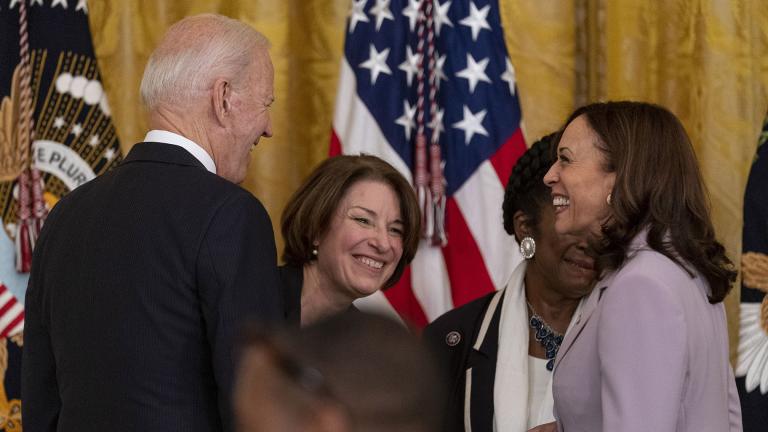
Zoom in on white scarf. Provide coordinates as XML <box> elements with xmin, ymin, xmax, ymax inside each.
<box><xmin>493</xmin><ymin>260</ymin><xmax>584</xmax><ymax>432</ymax></box>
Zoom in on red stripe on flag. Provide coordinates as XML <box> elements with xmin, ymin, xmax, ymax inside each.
<box><xmin>489</xmin><ymin>128</ymin><xmax>527</xmax><ymax>186</ymax></box>
<box><xmin>382</xmin><ymin>267</ymin><xmax>429</xmax><ymax>328</ymax></box>
<box><xmin>0</xmin><ymin>296</ymin><xmax>16</xmax><ymax>318</ymax></box>
<box><xmin>0</xmin><ymin>311</ymin><xmax>24</xmax><ymax>338</ymax></box>
<box><xmin>443</xmin><ymin>197</ymin><xmax>496</xmax><ymax>308</ymax></box>
<box><xmin>329</xmin><ymin>129</ymin><xmax>342</xmax><ymax>157</ymax></box>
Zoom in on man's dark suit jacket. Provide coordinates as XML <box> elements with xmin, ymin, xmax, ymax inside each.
<box><xmin>22</xmin><ymin>142</ymin><xmax>283</xmax><ymax>432</ymax></box>
<box><xmin>422</xmin><ymin>290</ymin><xmax>504</xmax><ymax>432</ymax></box>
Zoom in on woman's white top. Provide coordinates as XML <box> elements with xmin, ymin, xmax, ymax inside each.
<box><xmin>527</xmin><ymin>355</ymin><xmax>554</xmax><ymax>429</ymax></box>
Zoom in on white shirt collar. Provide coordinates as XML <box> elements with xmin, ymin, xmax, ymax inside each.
<box><xmin>143</xmin><ymin>130</ymin><xmax>216</xmax><ymax>174</ymax></box>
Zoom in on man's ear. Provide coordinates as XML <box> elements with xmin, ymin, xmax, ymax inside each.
<box><xmin>512</xmin><ymin>209</ymin><xmax>533</xmax><ymax>242</ymax></box>
<box><xmin>212</xmin><ymin>77</ymin><xmax>230</xmax><ymax>126</ymax></box>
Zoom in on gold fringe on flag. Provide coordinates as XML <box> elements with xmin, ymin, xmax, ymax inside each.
<box><xmin>741</xmin><ymin>251</ymin><xmax>768</xmax><ymax>334</ymax></box>
<box><xmin>742</xmin><ymin>252</ymin><xmax>768</xmax><ymax>293</ymax></box>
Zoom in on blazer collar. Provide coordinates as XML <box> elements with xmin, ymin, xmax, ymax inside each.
<box><xmin>473</xmin><ymin>288</ymin><xmax>505</xmax><ymax>357</ymax></box>
<box><xmin>466</xmin><ymin>288</ymin><xmax>504</xmax><ymax>432</ymax></box>
<box><xmin>553</xmin><ymin>229</ymin><xmax>652</xmax><ymax>370</ymax></box>
<box><xmin>553</xmin><ymin>271</ymin><xmax>615</xmax><ymax>371</ymax></box>
<box><xmin>121</xmin><ymin>142</ymin><xmax>208</xmax><ymax>171</ymax></box>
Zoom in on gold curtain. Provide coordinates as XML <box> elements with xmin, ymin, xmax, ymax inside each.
<box><xmin>88</xmin><ymin>1</ymin><xmax>768</xmax><ymax>356</ymax></box>
<box><xmin>572</xmin><ymin>0</ymin><xmax>768</xmax><ymax>361</ymax></box>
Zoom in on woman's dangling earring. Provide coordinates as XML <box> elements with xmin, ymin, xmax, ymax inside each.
<box><xmin>520</xmin><ymin>236</ymin><xmax>536</xmax><ymax>259</ymax></box>
<box><xmin>606</xmin><ymin>193</ymin><xmax>612</xmax><ymax>206</ymax></box>
<box><xmin>312</xmin><ymin>242</ymin><xmax>319</xmax><ymax>257</ymax></box>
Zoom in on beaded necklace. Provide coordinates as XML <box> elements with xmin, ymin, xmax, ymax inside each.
<box><xmin>526</xmin><ymin>301</ymin><xmax>564</xmax><ymax>371</ymax></box>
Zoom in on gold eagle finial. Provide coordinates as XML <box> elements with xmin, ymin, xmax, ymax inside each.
<box><xmin>0</xmin><ymin>64</ymin><xmax>26</xmax><ymax>182</ymax></box>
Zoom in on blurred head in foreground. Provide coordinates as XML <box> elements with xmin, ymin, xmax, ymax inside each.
<box><xmin>234</xmin><ymin>312</ymin><xmax>441</xmax><ymax>432</ymax></box>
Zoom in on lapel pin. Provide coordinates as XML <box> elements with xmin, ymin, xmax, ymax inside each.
<box><xmin>446</xmin><ymin>331</ymin><xmax>461</xmax><ymax>346</ymax></box>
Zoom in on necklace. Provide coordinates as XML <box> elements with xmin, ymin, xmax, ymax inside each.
<box><xmin>526</xmin><ymin>301</ymin><xmax>564</xmax><ymax>371</ymax></box>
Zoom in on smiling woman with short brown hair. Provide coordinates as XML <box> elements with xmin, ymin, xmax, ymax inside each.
<box><xmin>280</xmin><ymin>154</ymin><xmax>420</xmax><ymax>326</ymax></box>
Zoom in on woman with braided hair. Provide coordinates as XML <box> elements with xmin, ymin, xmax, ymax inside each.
<box><xmin>423</xmin><ymin>134</ymin><xmax>597</xmax><ymax>432</ymax></box>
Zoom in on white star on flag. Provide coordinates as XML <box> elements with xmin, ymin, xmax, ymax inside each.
<box><xmin>459</xmin><ymin>2</ymin><xmax>491</xmax><ymax>42</ymax></box>
<box><xmin>453</xmin><ymin>105</ymin><xmax>488</xmax><ymax>144</ymax></box>
<box><xmin>359</xmin><ymin>44</ymin><xmax>392</xmax><ymax>85</ymax></box>
<box><xmin>71</xmin><ymin>123</ymin><xmax>83</xmax><ymax>137</ymax></box>
<box><xmin>501</xmin><ymin>57</ymin><xmax>516</xmax><ymax>95</ymax></box>
<box><xmin>332</xmin><ymin>0</ymin><xmax>530</xmax><ymax>328</ymax></box>
<box><xmin>428</xmin><ymin>107</ymin><xmax>445</xmax><ymax>139</ymax></box>
<box><xmin>456</xmin><ymin>53</ymin><xmax>491</xmax><ymax>93</ymax></box>
<box><xmin>104</xmin><ymin>147</ymin><xmax>116</xmax><ymax>161</ymax></box>
<box><xmin>88</xmin><ymin>134</ymin><xmax>100</xmax><ymax>147</ymax></box>
<box><xmin>395</xmin><ymin>100</ymin><xmax>416</xmax><ymax>140</ymax></box>
<box><xmin>76</xmin><ymin>0</ymin><xmax>87</xmax><ymax>13</ymax></box>
<box><xmin>435</xmin><ymin>53</ymin><xmax>449</xmax><ymax>89</ymax></box>
<box><xmin>399</xmin><ymin>46</ymin><xmax>421</xmax><ymax>86</ymax></box>
<box><xmin>369</xmin><ymin>0</ymin><xmax>394</xmax><ymax>31</ymax></box>
<box><xmin>30</xmin><ymin>0</ymin><xmax>44</xmax><ymax>5</ymax></box>
<box><xmin>51</xmin><ymin>0</ymin><xmax>68</xmax><ymax>9</ymax></box>
<box><xmin>53</xmin><ymin>116</ymin><xmax>65</xmax><ymax>129</ymax></box>
<box><xmin>434</xmin><ymin>1</ymin><xmax>453</xmax><ymax>36</ymax></box>
<box><xmin>348</xmin><ymin>0</ymin><xmax>369</xmax><ymax>33</ymax></box>
<box><xmin>8</xmin><ymin>0</ymin><xmax>22</xmax><ymax>9</ymax></box>
<box><xmin>402</xmin><ymin>0</ymin><xmax>422</xmax><ymax>32</ymax></box>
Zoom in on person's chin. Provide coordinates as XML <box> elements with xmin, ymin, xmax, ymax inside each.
<box><xmin>557</xmin><ymin>219</ymin><xmax>594</xmax><ymax>238</ymax></box>
<box><xmin>349</xmin><ymin>281</ymin><xmax>383</xmax><ymax>299</ymax></box>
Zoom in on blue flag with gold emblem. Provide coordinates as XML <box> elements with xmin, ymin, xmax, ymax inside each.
<box><xmin>735</xmin><ymin>113</ymin><xmax>768</xmax><ymax>431</ymax></box>
<box><xmin>1</xmin><ymin>1</ymin><xmax>122</xmax><ymax>428</ymax></box>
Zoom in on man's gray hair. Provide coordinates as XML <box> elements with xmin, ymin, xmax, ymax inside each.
<box><xmin>140</xmin><ymin>14</ymin><xmax>269</xmax><ymax>111</ymax></box>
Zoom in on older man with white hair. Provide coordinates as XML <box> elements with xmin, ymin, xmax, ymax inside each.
<box><xmin>22</xmin><ymin>14</ymin><xmax>281</xmax><ymax>432</ymax></box>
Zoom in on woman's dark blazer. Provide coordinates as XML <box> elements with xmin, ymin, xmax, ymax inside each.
<box><xmin>423</xmin><ymin>290</ymin><xmax>506</xmax><ymax>432</ymax></box>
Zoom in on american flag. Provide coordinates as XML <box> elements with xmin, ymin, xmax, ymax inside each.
<box><xmin>331</xmin><ymin>0</ymin><xmax>527</xmax><ymax>326</ymax></box>
<box><xmin>0</xmin><ymin>282</ymin><xmax>23</xmax><ymax>339</ymax></box>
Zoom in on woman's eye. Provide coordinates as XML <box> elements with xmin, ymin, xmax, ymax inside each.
<box><xmin>558</xmin><ymin>154</ymin><xmax>570</xmax><ymax>164</ymax></box>
<box><xmin>389</xmin><ymin>227</ymin><xmax>404</xmax><ymax>236</ymax></box>
<box><xmin>354</xmin><ymin>217</ymin><xmax>371</xmax><ymax>225</ymax></box>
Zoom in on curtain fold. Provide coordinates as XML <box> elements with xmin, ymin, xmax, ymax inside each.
<box><xmin>500</xmin><ymin>0</ymin><xmax>576</xmax><ymax>141</ymax></box>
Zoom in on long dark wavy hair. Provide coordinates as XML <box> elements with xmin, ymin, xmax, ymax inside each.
<box><xmin>560</xmin><ymin>101</ymin><xmax>736</xmax><ymax>303</ymax></box>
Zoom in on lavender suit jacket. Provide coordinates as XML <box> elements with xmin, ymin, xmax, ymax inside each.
<box><xmin>552</xmin><ymin>233</ymin><xmax>742</xmax><ymax>432</ymax></box>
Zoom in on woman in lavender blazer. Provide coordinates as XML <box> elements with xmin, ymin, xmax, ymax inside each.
<box><xmin>535</xmin><ymin>101</ymin><xmax>742</xmax><ymax>432</ymax></box>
